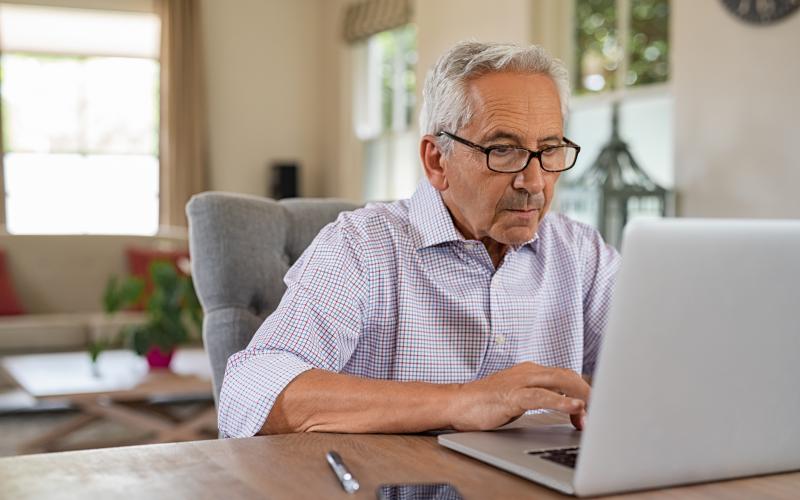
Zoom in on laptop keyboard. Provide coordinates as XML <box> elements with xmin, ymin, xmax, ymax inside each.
<box><xmin>528</xmin><ymin>447</ymin><xmax>580</xmax><ymax>469</ymax></box>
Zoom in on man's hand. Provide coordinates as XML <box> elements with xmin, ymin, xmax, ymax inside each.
<box><xmin>449</xmin><ymin>362</ymin><xmax>590</xmax><ymax>432</ymax></box>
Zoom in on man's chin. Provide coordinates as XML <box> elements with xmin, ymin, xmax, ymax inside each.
<box><xmin>491</xmin><ymin>209</ymin><xmax>545</xmax><ymax>245</ymax></box>
<box><xmin>494</xmin><ymin>224</ymin><xmax>539</xmax><ymax>247</ymax></box>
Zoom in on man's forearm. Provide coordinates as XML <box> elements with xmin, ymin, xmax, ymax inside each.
<box><xmin>260</xmin><ymin>369</ymin><xmax>459</xmax><ymax>434</ymax></box>
<box><xmin>259</xmin><ymin>362</ymin><xmax>590</xmax><ymax>435</ymax></box>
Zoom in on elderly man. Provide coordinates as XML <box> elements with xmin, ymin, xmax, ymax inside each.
<box><xmin>218</xmin><ymin>41</ymin><xmax>620</xmax><ymax>438</ymax></box>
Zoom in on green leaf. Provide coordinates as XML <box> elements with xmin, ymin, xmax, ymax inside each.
<box><xmin>102</xmin><ymin>276</ymin><xmax>119</xmax><ymax>313</ymax></box>
<box><xmin>103</xmin><ymin>275</ymin><xmax>145</xmax><ymax>313</ymax></box>
<box><xmin>87</xmin><ymin>339</ymin><xmax>107</xmax><ymax>362</ymax></box>
<box><xmin>129</xmin><ymin>325</ymin><xmax>152</xmax><ymax>356</ymax></box>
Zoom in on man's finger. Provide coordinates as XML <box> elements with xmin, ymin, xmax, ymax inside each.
<box><xmin>570</xmin><ymin>411</ymin><xmax>587</xmax><ymax>431</ymax></box>
<box><xmin>524</xmin><ymin>368</ymin><xmax>591</xmax><ymax>402</ymax></box>
<box><xmin>515</xmin><ymin>388</ymin><xmax>585</xmax><ymax>415</ymax></box>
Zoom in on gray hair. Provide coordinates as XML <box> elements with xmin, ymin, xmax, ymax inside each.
<box><xmin>419</xmin><ymin>41</ymin><xmax>571</xmax><ymax>155</ymax></box>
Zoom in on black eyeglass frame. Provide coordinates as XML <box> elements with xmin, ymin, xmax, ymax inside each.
<box><xmin>437</xmin><ymin>131</ymin><xmax>581</xmax><ymax>173</ymax></box>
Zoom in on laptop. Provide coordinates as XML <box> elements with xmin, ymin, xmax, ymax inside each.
<box><xmin>438</xmin><ymin>218</ymin><xmax>800</xmax><ymax>496</ymax></box>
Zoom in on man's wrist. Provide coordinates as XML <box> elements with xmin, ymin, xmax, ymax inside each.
<box><xmin>439</xmin><ymin>382</ymin><xmax>467</xmax><ymax>431</ymax></box>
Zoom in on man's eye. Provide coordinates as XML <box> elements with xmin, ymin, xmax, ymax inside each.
<box><xmin>492</xmin><ymin>147</ymin><xmax>515</xmax><ymax>156</ymax></box>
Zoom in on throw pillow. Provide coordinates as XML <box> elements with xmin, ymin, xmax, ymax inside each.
<box><xmin>125</xmin><ymin>247</ymin><xmax>190</xmax><ymax>310</ymax></box>
<box><xmin>0</xmin><ymin>248</ymin><xmax>25</xmax><ymax>316</ymax></box>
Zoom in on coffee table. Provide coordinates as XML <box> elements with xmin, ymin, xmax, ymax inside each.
<box><xmin>0</xmin><ymin>348</ymin><xmax>217</xmax><ymax>454</ymax></box>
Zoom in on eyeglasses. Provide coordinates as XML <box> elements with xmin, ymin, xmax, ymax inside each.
<box><xmin>437</xmin><ymin>131</ymin><xmax>581</xmax><ymax>173</ymax></box>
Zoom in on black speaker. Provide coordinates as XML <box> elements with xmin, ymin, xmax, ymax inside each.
<box><xmin>270</xmin><ymin>162</ymin><xmax>299</xmax><ymax>199</ymax></box>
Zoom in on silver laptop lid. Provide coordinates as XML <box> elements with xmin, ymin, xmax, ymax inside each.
<box><xmin>574</xmin><ymin>218</ymin><xmax>800</xmax><ymax>496</ymax></box>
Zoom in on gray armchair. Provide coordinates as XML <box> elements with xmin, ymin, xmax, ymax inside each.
<box><xmin>186</xmin><ymin>192</ymin><xmax>360</xmax><ymax>404</ymax></box>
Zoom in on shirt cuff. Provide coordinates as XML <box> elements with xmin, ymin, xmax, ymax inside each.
<box><xmin>217</xmin><ymin>351</ymin><xmax>314</xmax><ymax>438</ymax></box>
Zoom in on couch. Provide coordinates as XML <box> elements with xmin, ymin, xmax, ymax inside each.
<box><xmin>0</xmin><ymin>231</ymin><xmax>188</xmax><ymax>353</ymax></box>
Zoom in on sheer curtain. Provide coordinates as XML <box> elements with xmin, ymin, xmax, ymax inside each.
<box><xmin>157</xmin><ymin>0</ymin><xmax>208</xmax><ymax>229</ymax></box>
<box><xmin>345</xmin><ymin>1</ymin><xmax>418</xmax><ymax>201</ymax></box>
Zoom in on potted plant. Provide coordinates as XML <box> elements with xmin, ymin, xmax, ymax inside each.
<box><xmin>101</xmin><ymin>260</ymin><xmax>202</xmax><ymax>370</ymax></box>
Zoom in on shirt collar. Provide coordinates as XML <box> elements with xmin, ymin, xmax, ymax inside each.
<box><xmin>408</xmin><ymin>178</ymin><xmax>543</xmax><ymax>253</ymax></box>
<box><xmin>409</xmin><ymin>179</ymin><xmax>462</xmax><ymax>249</ymax></box>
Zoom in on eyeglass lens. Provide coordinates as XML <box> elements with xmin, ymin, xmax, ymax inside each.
<box><xmin>488</xmin><ymin>146</ymin><xmax>576</xmax><ymax>172</ymax></box>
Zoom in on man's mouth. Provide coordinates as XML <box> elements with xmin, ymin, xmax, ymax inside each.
<box><xmin>505</xmin><ymin>207</ymin><xmax>541</xmax><ymax>220</ymax></box>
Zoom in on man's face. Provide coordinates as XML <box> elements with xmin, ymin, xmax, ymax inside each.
<box><xmin>434</xmin><ymin>71</ymin><xmax>564</xmax><ymax>247</ymax></box>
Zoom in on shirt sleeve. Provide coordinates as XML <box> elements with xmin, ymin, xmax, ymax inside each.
<box><xmin>580</xmin><ymin>229</ymin><xmax>621</xmax><ymax>377</ymax></box>
<box><xmin>217</xmin><ymin>219</ymin><xmax>370</xmax><ymax>438</ymax></box>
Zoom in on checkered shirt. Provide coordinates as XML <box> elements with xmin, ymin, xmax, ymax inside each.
<box><xmin>218</xmin><ymin>180</ymin><xmax>620</xmax><ymax>438</ymax></box>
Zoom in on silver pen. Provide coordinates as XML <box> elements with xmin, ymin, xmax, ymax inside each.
<box><xmin>326</xmin><ymin>450</ymin><xmax>360</xmax><ymax>494</ymax></box>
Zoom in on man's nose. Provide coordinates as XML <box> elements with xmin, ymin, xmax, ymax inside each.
<box><xmin>512</xmin><ymin>161</ymin><xmax>545</xmax><ymax>194</ymax></box>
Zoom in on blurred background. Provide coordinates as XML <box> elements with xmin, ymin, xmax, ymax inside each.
<box><xmin>0</xmin><ymin>0</ymin><xmax>797</xmax><ymax>456</ymax></box>
<box><xmin>2</xmin><ymin>0</ymin><xmax>799</xmax><ymax>232</ymax></box>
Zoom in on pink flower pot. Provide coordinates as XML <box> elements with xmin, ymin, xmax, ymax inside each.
<box><xmin>145</xmin><ymin>346</ymin><xmax>175</xmax><ymax>370</ymax></box>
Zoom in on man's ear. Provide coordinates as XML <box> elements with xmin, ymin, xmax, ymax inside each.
<box><xmin>420</xmin><ymin>135</ymin><xmax>448</xmax><ymax>191</ymax></box>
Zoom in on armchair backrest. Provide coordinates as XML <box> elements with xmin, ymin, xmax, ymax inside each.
<box><xmin>186</xmin><ymin>192</ymin><xmax>360</xmax><ymax>404</ymax></box>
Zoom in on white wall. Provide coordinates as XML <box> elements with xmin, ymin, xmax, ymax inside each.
<box><xmin>672</xmin><ymin>0</ymin><xmax>800</xmax><ymax>218</ymax></box>
<box><xmin>414</xmin><ymin>0</ymin><xmax>534</xmax><ymax>90</ymax></box>
<box><xmin>317</xmin><ymin>0</ymin><xmax>361</xmax><ymax>201</ymax></box>
<box><xmin>201</xmin><ymin>0</ymin><xmax>323</xmax><ymax>197</ymax></box>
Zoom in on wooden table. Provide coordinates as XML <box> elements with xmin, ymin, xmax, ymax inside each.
<box><xmin>0</xmin><ymin>348</ymin><xmax>217</xmax><ymax>453</ymax></box>
<box><xmin>0</xmin><ymin>413</ymin><xmax>798</xmax><ymax>499</ymax></box>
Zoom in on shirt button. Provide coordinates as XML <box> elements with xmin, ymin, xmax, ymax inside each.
<box><xmin>494</xmin><ymin>334</ymin><xmax>506</xmax><ymax>345</ymax></box>
<box><xmin>464</xmin><ymin>241</ymin><xmax>478</xmax><ymax>249</ymax></box>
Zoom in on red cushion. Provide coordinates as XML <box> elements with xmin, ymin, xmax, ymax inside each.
<box><xmin>125</xmin><ymin>247</ymin><xmax>190</xmax><ymax>310</ymax></box>
<box><xmin>0</xmin><ymin>248</ymin><xmax>25</xmax><ymax>316</ymax></box>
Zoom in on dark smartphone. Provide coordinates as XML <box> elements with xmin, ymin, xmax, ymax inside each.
<box><xmin>376</xmin><ymin>483</ymin><xmax>464</xmax><ymax>500</ymax></box>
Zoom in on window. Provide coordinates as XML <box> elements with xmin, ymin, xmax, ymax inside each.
<box><xmin>574</xmin><ymin>0</ymin><xmax>669</xmax><ymax>94</ymax></box>
<box><xmin>0</xmin><ymin>4</ymin><xmax>160</xmax><ymax>234</ymax></box>
<box><xmin>560</xmin><ymin>0</ymin><xmax>673</xmax><ymax>219</ymax></box>
<box><xmin>354</xmin><ymin>24</ymin><xmax>418</xmax><ymax>201</ymax></box>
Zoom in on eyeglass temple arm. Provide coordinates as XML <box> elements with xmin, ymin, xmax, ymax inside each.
<box><xmin>436</xmin><ymin>132</ymin><xmax>490</xmax><ymax>153</ymax></box>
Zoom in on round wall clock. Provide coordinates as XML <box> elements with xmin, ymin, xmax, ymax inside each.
<box><xmin>720</xmin><ymin>0</ymin><xmax>800</xmax><ymax>24</ymax></box>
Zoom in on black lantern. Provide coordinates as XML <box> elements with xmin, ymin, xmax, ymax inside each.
<box><xmin>558</xmin><ymin>103</ymin><xmax>672</xmax><ymax>248</ymax></box>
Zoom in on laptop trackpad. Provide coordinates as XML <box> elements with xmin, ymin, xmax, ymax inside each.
<box><xmin>489</xmin><ymin>424</ymin><xmax>581</xmax><ymax>452</ymax></box>
<box><xmin>441</xmin><ymin>424</ymin><xmax>582</xmax><ymax>454</ymax></box>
